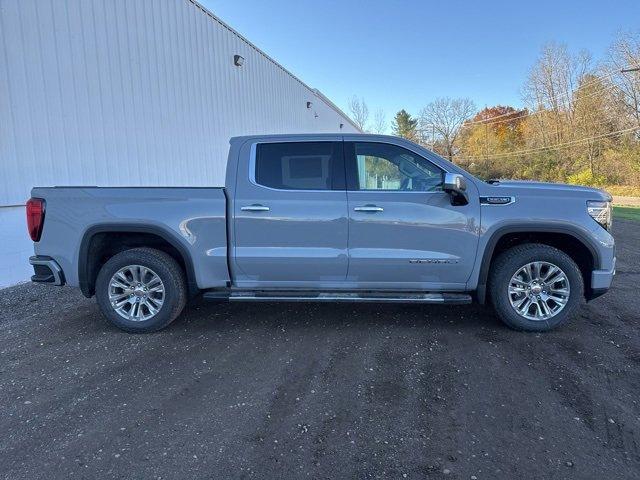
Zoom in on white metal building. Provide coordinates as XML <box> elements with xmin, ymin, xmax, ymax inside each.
<box><xmin>0</xmin><ymin>0</ymin><xmax>359</xmax><ymax>288</ymax></box>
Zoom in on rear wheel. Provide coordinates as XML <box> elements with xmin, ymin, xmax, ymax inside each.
<box><xmin>489</xmin><ymin>243</ymin><xmax>584</xmax><ymax>331</ymax></box>
<box><xmin>95</xmin><ymin>247</ymin><xmax>187</xmax><ymax>333</ymax></box>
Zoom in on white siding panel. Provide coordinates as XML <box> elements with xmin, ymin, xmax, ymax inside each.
<box><xmin>0</xmin><ymin>207</ymin><xmax>32</xmax><ymax>288</ymax></box>
<box><xmin>0</xmin><ymin>0</ymin><xmax>358</xmax><ymax>207</ymax></box>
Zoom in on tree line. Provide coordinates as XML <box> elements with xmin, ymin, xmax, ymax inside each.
<box><xmin>349</xmin><ymin>32</ymin><xmax>640</xmax><ymax>194</ymax></box>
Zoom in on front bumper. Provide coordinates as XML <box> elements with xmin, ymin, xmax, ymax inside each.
<box><xmin>29</xmin><ymin>256</ymin><xmax>65</xmax><ymax>286</ymax></box>
<box><xmin>588</xmin><ymin>256</ymin><xmax>615</xmax><ymax>300</ymax></box>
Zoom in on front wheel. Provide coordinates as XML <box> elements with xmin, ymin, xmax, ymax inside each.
<box><xmin>489</xmin><ymin>243</ymin><xmax>584</xmax><ymax>331</ymax></box>
<box><xmin>95</xmin><ymin>247</ymin><xmax>187</xmax><ymax>333</ymax></box>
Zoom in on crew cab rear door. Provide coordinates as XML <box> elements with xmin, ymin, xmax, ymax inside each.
<box><xmin>344</xmin><ymin>140</ymin><xmax>480</xmax><ymax>290</ymax></box>
<box><xmin>231</xmin><ymin>137</ymin><xmax>348</xmax><ymax>288</ymax></box>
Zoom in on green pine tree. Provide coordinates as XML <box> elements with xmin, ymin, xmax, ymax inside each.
<box><xmin>391</xmin><ymin>109</ymin><xmax>418</xmax><ymax>140</ymax></box>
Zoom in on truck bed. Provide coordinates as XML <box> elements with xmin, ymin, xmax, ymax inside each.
<box><xmin>31</xmin><ymin>186</ymin><xmax>230</xmax><ymax>291</ymax></box>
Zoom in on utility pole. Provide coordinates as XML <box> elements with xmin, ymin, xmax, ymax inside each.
<box><xmin>620</xmin><ymin>66</ymin><xmax>640</xmax><ymax>128</ymax></box>
<box><xmin>484</xmin><ymin>105</ymin><xmax>489</xmax><ymax>162</ymax></box>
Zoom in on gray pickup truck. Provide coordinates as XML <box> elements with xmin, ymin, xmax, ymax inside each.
<box><xmin>27</xmin><ymin>134</ymin><xmax>615</xmax><ymax>333</ymax></box>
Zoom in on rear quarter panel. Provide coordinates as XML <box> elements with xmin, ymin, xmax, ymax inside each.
<box><xmin>31</xmin><ymin>187</ymin><xmax>229</xmax><ymax>289</ymax></box>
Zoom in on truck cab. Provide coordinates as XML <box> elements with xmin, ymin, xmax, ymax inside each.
<box><xmin>229</xmin><ymin>135</ymin><xmax>479</xmax><ymax>292</ymax></box>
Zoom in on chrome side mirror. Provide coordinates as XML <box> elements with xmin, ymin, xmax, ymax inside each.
<box><xmin>443</xmin><ymin>173</ymin><xmax>468</xmax><ymax>205</ymax></box>
<box><xmin>443</xmin><ymin>173</ymin><xmax>466</xmax><ymax>193</ymax></box>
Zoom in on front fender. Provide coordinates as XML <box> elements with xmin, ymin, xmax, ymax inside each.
<box><xmin>470</xmin><ymin>222</ymin><xmax>604</xmax><ymax>304</ymax></box>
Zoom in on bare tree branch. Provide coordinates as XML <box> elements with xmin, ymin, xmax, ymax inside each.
<box><xmin>372</xmin><ymin>108</ymin><xmax>387</xmax><ymax>134</ymax></box>
<box><xmin>604</xmin><ymin>33</ymin><xmax>640</xmax><ymax>127</ymax></box>
<box><xmin>419</xmin><ymin>97</ymin><xmax>476</xmax><ymax>160</ymax></box>
<box><xmin>348</xmin><ymin>96</ymin><xmax>369</xmax><ymax>132</ymax></box>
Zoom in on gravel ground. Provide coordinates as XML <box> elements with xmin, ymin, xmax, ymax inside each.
<box><xmin>613</xmin><ymin>196</ymin><xmax>640</xmax><ymax>207</ymax></box>
<box><xmin>1</xmin><ymin>221</ymin><xmax>639</xmax><ymax>480</ymax></box>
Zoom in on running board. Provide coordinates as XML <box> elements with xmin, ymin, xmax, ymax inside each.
<box><xmin>203</xmin><ymin>290</ymin><xmax>472</xmax><ymax>304</ymax></box>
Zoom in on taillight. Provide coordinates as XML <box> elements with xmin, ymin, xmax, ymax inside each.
<box><xmin>26</xmin><ymin>198</ymin><xmax>46</xmax><ymax>242</ymax></box>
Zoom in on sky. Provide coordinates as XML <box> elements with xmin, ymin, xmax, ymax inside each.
<box><xmin>203</xmin><ymin>0</ymin><xmax>640</xmax><ymax>129</ymax></box>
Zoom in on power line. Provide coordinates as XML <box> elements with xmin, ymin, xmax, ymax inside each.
<box><xmin>418</xmin><ymin>64</ymin><xmax>640</xmax><ymax>132</ymax></box>
<box><xmin>457</xmin><ymin>126</ymin><xmax>638</xmax><ymax>162</ymax></box>
<box><xmin>417</xmin><ymin>86</ymin><xmax>612</xmax><ymax>135</ymax></box>
<box><xmin>415</xmin><ymin>64</ymin><xmax>640</xmax><ymax>160</ymax></box>
<box><xmin>463</xmin><ymin>80</ymin><xmax>620</xmax><ymax>129</ymax></box>
<box><xmin>480</xmin><ymin>65</ymin><xmax>634</xmax><ymax>124</ymax></box>
<box><xmin>465</xmin><ymin>126</ymin><xmax>638</xmax><ymax>160</ymax></box>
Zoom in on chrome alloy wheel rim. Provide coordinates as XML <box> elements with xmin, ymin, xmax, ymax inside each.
<box><xmin>508</xmin><ymin>261</ymin><xmax>570</xmax><ymax>321</ymax></box>
<box><xmin>108</xmin><ymin>265</ymin><xmax>165</xmax><ymax>321</ymax></box>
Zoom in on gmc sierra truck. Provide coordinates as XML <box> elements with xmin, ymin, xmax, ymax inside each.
<box><xmin>27</xmin><ymin>134</ymin><xmax>615</xmax><ymax>333</ymax></box>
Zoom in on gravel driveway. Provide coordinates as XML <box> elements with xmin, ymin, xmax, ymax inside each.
<box><xmin>1</xmin><ymin>221</ymin><xmax>639</xmax><ymax>479</ymax></box>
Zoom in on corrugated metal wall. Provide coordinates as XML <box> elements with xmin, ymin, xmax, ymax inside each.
<box><xmin>0</xmin><ymin>0</ymin><xmax>359</xmax><ymax>207</ymax></box>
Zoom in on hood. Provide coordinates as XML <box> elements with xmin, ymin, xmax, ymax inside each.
<box><xmin>484</xmin><ymin>180</ymin><xmax>611</xmax><ymax>201</ymax></box>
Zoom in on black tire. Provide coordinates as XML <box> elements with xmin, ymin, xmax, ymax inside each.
<box><xmin>488</xmin><ymin>243</ymin><xmax>584</xmax><ymax>332</ymax></box>
<box><xmin>95</xmin><ymin>247</ymin><xmax>187</xmax><ymax>333</ymax></box>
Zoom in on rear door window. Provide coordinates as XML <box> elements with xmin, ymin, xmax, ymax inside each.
<box><xmin>254</xmin><ymin>142</ymin><xmax>344</xmax><ymax>190</ymax></box>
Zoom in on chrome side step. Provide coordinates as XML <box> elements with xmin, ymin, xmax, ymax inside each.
<box><xmin>203</xmin><ymin>290</ymin><xmax>472</xmax><ymax>305</ymax></box>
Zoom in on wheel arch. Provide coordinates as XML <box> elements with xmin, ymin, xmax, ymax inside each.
<box><xmin>475</xmin><ymin>224</ymin><xmax>600</xmax><ymax>304</ymax></box>
<box><xmin>78</xmin><ymin>224</ymin><xmax>198</xmax><ymax>298</ymax></box>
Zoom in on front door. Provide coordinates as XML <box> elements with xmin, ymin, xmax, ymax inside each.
<box><xmin>344</xmin><ymin>141</ymin><xmax>480</xmax><ymax>290</ymax></box>
<box><xmin>232</xmin><ymin>138</ymin><xmax>349</xmax><ymax>288</ymax></box>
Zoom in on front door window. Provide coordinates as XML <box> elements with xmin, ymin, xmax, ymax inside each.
<box><xmin>353</xmin><ymin>142</ymin><xmax>443</xmax><ymax>192</ymax></box>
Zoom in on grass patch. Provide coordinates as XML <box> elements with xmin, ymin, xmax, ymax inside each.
<box><xmin>613</xmin><ymin>206</ymin><xmax>640</xmax><ymax>222</ymax></box>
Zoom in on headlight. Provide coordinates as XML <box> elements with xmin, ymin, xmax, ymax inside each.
<box><xmin>587</xmin><ymin>200</ymin><xmax>612</xmax><ymax>231</ymax></box>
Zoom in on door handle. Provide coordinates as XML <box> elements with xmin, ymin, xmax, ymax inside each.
<box><xmin>241</xmin><ymin>204</ymin><xmax>270</xmax><ymax>212</ymax></box>
<box><xmin>354</xmin><ymin>205</ymin><xmax>384</xmax><ymax>213</ymax></box>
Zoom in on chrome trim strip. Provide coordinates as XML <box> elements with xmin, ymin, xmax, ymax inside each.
<box><xmin>247</xmin><ymin>140</ymin><xmax>448</xmax><ymax>194</ymax></box>
<box><xmin>230</xmin><ymin>295</ymin><xmax>446</xmax><ymax>303</ymax></box>
<box><xmin>241</xmin><ymin>205</ymin><xmax>270</xmax><ymax>212</ymax></box>
<box><xmin>354</xmin><ymin>206</ymin><xmax>384</xmax><ymax>212</ymax></box>
<box><xmin>228</xmin><ymin>292</ymin><xmax>472</xmax><ymax>304</ymax></box>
